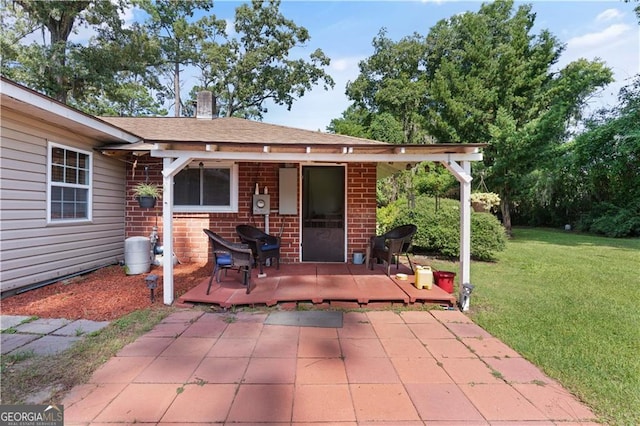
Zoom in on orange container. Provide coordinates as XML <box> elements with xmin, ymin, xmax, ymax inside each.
<box><xmin>433</xmin><ymin>270</ymin><xmax>456</xmax><ymax>293</ymax></box>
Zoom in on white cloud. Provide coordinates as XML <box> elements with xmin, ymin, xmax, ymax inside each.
<box><xmin>560</xmin><ymin>17</ymin><xmax>639</xmax><ymax>113</ymax></box>
<box><xmin>566</xmin><ymin>23</ymin><xmax>631</xmax><ymax>50</ymax></box>
<box><xmin>330</xmin><ymin>56</ymin><xmax>362</xmax><ymax>73</ymax></box>
<box><xmin>596</xmin><ymin>8</ymin><xmax>624</xmax><ymax>23</ymax></box>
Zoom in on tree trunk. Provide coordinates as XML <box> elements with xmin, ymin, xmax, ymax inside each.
<box><xmin>50</xmin><ymin>42</ymin><xmax>67</xmax><ymax>103</ymax></box>
<box><xmin>16</xmin><ymin>0</ymin><xmax>90</xmax><ymax>104</ymax></box>
<box><xmin>174</xmin><ymin>61</ymin><xmax>180</xmax><ymax>117</ymax></box>
<box><xmin>500</xmin><ymin>192</ymin><xmax>513</xmax><ymax>237</ymax></box>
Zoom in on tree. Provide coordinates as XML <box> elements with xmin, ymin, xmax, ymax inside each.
<box><xmin>0</xmin><ymin>0</ymin><xmax>39</xmax><ymax>79</ymax></box>
<box><xmin>194</xmin><ymin>0</ymin><xmax>334</xmax><ymax>119</ymax></box>
<box><xmin>564</xmin><ymin>76</ymin><xmax>640</xmax><ymax>236</ymax></box>
<box><xmin>2</xmin><ymin>1</ymin><xmax>122</xmax><ymax>103</ymax></box>
<box><xmin>332</xmin><ymin>0</ymin><xmax>613</xmax><ymax>234</ymax></box>
<box><xmin>330</xmin><ymin>31</ymin><xmax>433</xmax><ymax>206</ymax></box>
<box><xmin>421</xmin><ymin>0</ymin><xmax>612</xmax><ymax>233</ymax></box>
<box><xmin>346</xmin><ymin>29</ymin><xmax>429</xmax><ymax>144</ymax></box>
<box><xmin>327</xmin><ymin>105</ymin><xmax>371</xmax><ymax>139</ymax></box>
<box><xmin>1</xmin><ymin>0</ymin><xmax>167</xmax><ymax>115</ymax></box>
<box><xmin>329</xmin><ymin>105</ymin><xmax>415</xmax><ymax>207</ymax></box>
<box><xmin>135</xmin><ymin>0</ymin><xmax>225</xmax><ymax>117</ymax></box>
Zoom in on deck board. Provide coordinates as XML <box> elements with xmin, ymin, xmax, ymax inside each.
<box><xmin>177</xmin><ymin>263</ymin><xmax>457</xmax><ymax>308</ymax></box>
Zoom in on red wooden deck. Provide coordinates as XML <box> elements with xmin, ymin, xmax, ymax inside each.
<box><xmin>177</xmin><ymin>262</ymin><xmax>457</xmax><ymax>309</ymax></box>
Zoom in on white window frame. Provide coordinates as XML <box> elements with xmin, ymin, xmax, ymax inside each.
<box><xmin>46</xmin><ymin>141</ymin><xmax>93</xmax><ymax>224</ymax></box>
<box><xmin>173</xmin><ymin>161</ymin><xmax>238</xmax><ymax>213</ymax></box>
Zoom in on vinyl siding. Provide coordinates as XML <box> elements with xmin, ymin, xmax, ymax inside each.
<box><xmin>0</xmin><ymin>108</ymin><xmax>127</xmax><ymax>293</ymax></box>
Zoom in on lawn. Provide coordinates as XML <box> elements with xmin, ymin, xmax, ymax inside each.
<box><xmin>463</xmin><ymin>227</ymin><xmax>640</xmax><ymax>426</ymax></box>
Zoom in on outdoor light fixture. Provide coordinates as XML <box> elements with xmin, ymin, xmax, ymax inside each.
<box><xmin>145</xmin><ymin>274</ymin><xmax>158</xmax><ymax>303</ymax></box>
<box><xmin>459</xmin><ymin>283</ymin><xmax>475</xmax><ymax>312</ymax></box>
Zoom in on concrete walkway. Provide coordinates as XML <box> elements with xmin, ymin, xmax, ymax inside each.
<box><xmin>1</xmin><ymin>315</ymin><xmax>110</xmax><ymax>356</ymax></box>
<box><xmin>58</xmin><ymin>309</ymin><xmax>599</xmax><ymax>425</ymax></box>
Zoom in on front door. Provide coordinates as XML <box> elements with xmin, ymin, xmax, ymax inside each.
<box><xmin>302</xmin><ymin>165</ymin><xmax>345</xmax><ymax>262</ymax></box>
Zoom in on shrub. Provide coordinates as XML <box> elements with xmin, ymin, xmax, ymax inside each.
<box><xmin>577</xmin><ymin>201</ymin><xmax>640</xmax><ymax>237</ymax></box>
<box><xmin>471</xmin><ymin>213</ymin><xmax>508</xmax><ymax>260</ymax></box>
<box><xmin>378</xmin><ymin>195</ymin><xmax>506</xmax><ymax>261</ymax></box>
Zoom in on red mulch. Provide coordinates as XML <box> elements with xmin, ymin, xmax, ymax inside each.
<box><xmin>1</xmin><ymin>263</ymin><xmax>211</xmax><ymax>321</ymax></box>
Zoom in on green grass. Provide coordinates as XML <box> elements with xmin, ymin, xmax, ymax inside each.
<box><xmin>0</xmin><ymin>307</ymin><xmax>175</xmax><ymax>405</ymax></box>
<box><xmin>467</xmin><ymin>227</ymin><xmax>640</xmax><ymax>426</ymax></box>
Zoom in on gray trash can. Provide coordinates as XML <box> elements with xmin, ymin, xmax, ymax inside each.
<box><xmin>125</xmin><ymin>236</ymin><xmax>151</xmax><ymax>275</ymax></box>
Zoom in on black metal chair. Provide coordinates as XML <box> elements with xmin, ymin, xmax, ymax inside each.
<box><xmin>203</xmin><ymin>229</ymin><xmax>254</xmax><ymax>294</ymax></box>
<box><xmin>235</xmin><ymin>224</ymin><xmax>281</xmax><ymax>275</ymax></box>
<box><xmin>369</xmin><ymin>224</ymin><xmax>418</xmax><ymax>276</ymax></box>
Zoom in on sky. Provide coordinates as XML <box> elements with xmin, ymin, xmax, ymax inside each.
<box><xmin>76</xmin><ymin>1</ymin><xmax>639</xmax><ymax>131</ymax></box>
<box><xmin>207</xmin><ymin>0</ymin><xmax>639</xmax><ymax>132</ymax></box>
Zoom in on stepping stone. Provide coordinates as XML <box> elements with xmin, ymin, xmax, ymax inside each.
<box><xmin>15</xmin><ymin>318</ymin><xmax>70</xmax><ymax>335</ymax></box>
<box><xmin>1</xmin><ymin>333</ymin><xmax>40</xmax><ymax>355</ymax></box>
<box><xmin>53</xmin><ymin>319</ymin><xmax>110</xmax><ymax>336</ymax></box>
<box><xmin>0</xmin><ymin>315</ymin><xmax>32</xmax><ymax>331</ymax></box>
<box><xmin>18</xmin><ymin>335</ymin><xmax>81</xmax><ymax>356</ymax></box>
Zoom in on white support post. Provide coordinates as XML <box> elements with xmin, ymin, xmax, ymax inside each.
<box><xmin>442</xmin><ymin>159</ymin><xmax>473</xmax><ymax>311</ymax></box>
<box><xmin>459</xmin><ymin>160</ymin><xmax>472</xmax><ymax>309</ymax></box>
<box><xmin>162</xmin><ymin>157</ymin><xmax>175</xmax><ymax>305</ymax></box>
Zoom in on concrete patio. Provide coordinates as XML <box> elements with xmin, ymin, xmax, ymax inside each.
<box><xmin>62</xmin><ymin>308</ymin><xmax>598</xmax><ymax>425</ymax></box>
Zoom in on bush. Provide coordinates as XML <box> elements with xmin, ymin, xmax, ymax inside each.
<box><xmin>471</xmin><ymin>213</ymin><xmax>508</xmax><ymax>260</ymax></box>
<box><xmin>378</xmin><ymin>195</ymin><xmax>507</xmax><ymax>261</ymax></box>
<box><xmin>576</xmin><ymin>202</ymin><xmax>640</xmax><ymax>237</ymax></box>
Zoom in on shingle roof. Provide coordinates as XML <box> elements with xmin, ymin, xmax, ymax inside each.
<box><xmin>99</xmin><ymin>116</ymin><xmax>384</xmax><ymax>145</ymax></box>
<box><xmin>97</xmin><ymin>116</ymin><xmax>485</xmax><ymax>169</ymax></box>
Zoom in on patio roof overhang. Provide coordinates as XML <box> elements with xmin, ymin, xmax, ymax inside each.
<box><xmin>96</xmin><ymin>116</ymin><xmax>485</xmax><ymax>311</ymax></box>
<box><xmin>99</xmin><ymin>139</ymin><xmax>484</xmax><ymax>178</ymax></box>
<box><xmin>97</xmin><ymin>116</ymin><xmax>484</xmax><ymax>177</ymax></box>
<box><xmin>143</xmin><ymin>144</ymin><xmax>483</xmax><ymax>310</ymax></box>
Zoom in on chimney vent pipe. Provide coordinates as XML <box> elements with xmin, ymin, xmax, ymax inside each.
<box><xmin>196</xmin><ymin>91</ymin><xmax>216</xmax><ymax>119</ymax></box>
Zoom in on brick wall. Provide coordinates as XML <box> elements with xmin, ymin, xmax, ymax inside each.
<box><xmin>125</xmin><ymin>156</ymin><xmax>377</xmax><ymax>264</ymax></box>
<box><xmin>347</xmin><ymin>163</ymin><xmax>378</xmax><ymax>260</ymax></box>
<box><xmin>125</xmin><ymin>156</ymin><xmax>163</xmax><ymax>241</ymax></box>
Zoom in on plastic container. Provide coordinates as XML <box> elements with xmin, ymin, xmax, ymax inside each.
<box><xmin>433</xmin><ymin>270</ymin><xmax>456</xmax><ymax>293</ymax></box>
<box><xmin>353</xmin><ymin>252</ymin><xmax>364</xmax><ymax>264</ymax></box>
<box><xmin>124</xmin><ymin>236</ymin><xmax>151</xmax><ymax>275</ymax></box>
<box><xmin>414</xmin><ymin>265</ymin><xmax>433</xmax><ymax>290</ymax></box>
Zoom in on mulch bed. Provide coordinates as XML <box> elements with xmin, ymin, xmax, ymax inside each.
<box><xmin>1</xmin><ymin>263</ymin><xmax>211</xmax><ymax>321</ymax></box>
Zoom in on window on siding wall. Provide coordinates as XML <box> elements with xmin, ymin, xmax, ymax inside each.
<box><xmin>174</xmin><ymin>162</ymin><xmax>238</xmax><ymax>212</ymax></box>
<box><xmin>47</xmin><ymin>142</ymin><xmax>92</xmax><ymax>222</ymax></box>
